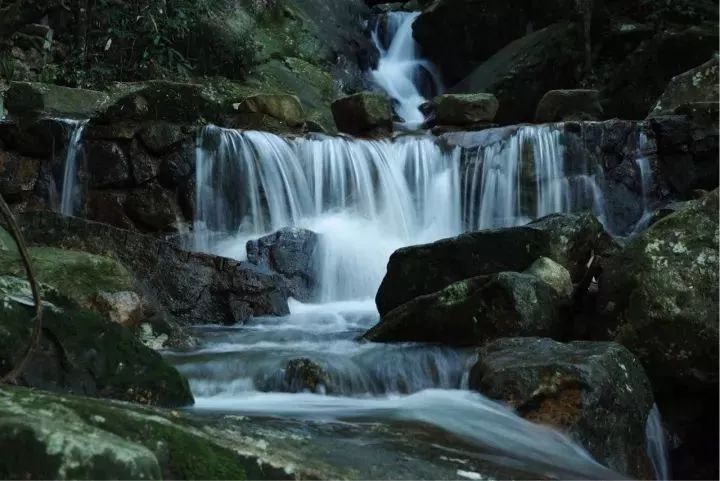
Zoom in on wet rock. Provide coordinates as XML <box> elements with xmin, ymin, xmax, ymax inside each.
<box><xmin>0</xmin><ymin>149</ymin><xmax>39</xmax><ymax>200</ymax></box>
<box><xmin>90</xmin><ymin>291</ymin><xmax>144</xmax><ymax>327</ymax></box>
<box><xmin>648</xmin><ymin>56</ymin><xmax>719</xmax><ymax>117</ymax></box>
<box><xmin>331</xmin><ymin>92</ymin><xmax>393</xmax><ymax>137</ymax></box>
<box><xmin>14</xmin><ymin>211</ymin><xmax>289</xmax><ymax>326</ymax></box>
<box><xmin>4</xmin><ymin>81</ymin><xmax>109</xmax><ymax>118</ymax></box>
<box><xmin>157</xmin><ymin>143</ymin><xmax>195</xmax><ymax>188</ymax></box>
<box><xmin>85</xmin><ymin>140</ymin><xmax>131</xmax><ymax>188</ymax></box>
<box><xmin>470</xmin><ymin>337</ymin><xmax>654</xmax><ymax>478</ymax></box>
<box><xmin>125</xmin><ymin>183</ymin><xmax>182</xmax><ymax>232</ymax></box>
<box><xmin>365</xmin><ymin>272</ymin><xmax>563</xmax><ymax>346</ymax></box>
<box><xmin>0</xmin><ymin>276</ymin><xmax>193</xmax><ymax>407</ymax></box>
<box><xmin>376</xmin><ymin>212</ymin><xmax>611</xmax><ymax>316</ymax></box>
<box><xmin>137</xmin><ymin>122</ymin><xmax>186</xmax><ymax>156</ymax></box>
<box><xmin>535</xmin><ymin>89</ymin><xmax>603</xmax><ymax>122</ymax></box>
<box><xmin>284</xmin><ymin>358</ymin><xmax>329</xmax><ymax>393</ymax></box>
<box><xmin>234</xmin><ymin>94</ymin><xmax>305</xmax><ymax>127</ymax></box>
<box><xmin>128</xmin><ymin>139</ymin><xmax>162</xmax><ymax>185</ymax></box>
<box><xmin>432</xmin><ymin>93</ymin><xmax>499</xmax><ymax>125</ymax></box>
<box><xmin>246</xmin><ymin>228</ymin><xmax>318</xmax><ymax>301</ymax></box>
<box><xmin>524</xmin><ymin>257</ymin><xmax>573</xmax><ymax>299</ymax></box>
<box><xmin>451</xmin><ymin>23</ymin><xmax>582</xmax><ymax>125</ymax></box>
<box><xmin>85</xmin><ymin>190</ymin><xmax>134</xmax><ymax>230</ymax></box>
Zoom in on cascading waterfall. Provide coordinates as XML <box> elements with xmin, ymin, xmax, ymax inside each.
<box><xmin>58</xmin><ymin>119</ymin><xmax>87</xmax><ymax>216</ymax></box>
<box><xmin>632</xmin><ymin>131</ymin><xmax>656</xmax><ymax>234</ymax></box>
<box><xmin>173</xmin><ymin>124</ymin><xmax>631</xmax><ymax>478</ymax></box>
<box><xmin>645</xmin><ymin>404</ymin><xmax>671</xmax><ymax>481</ymax></box>
<box><xmin>370</xmin><ymin>11</ymin><xmax>443</xmax><ymax>127</ymax></box>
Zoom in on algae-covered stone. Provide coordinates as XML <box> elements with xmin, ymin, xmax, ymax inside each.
<box><xmin>331</xmin><ymin>92</ymin><xmax>393</xmax><ymax>137</ymax></box>
<box><xmin>364</xmin><ymin>272</ymin><xmax>563</xmax><ymax>346</ymax></box>
<box><xmin>598</xmin><ymin>189</ymin><xmax>719</xmax><ymax>393</ymax></box>
<box><xmin>432</xmin><ymin>93</ymin><xmax>499</xmax><ymax>125</ymax></box>
<box><xmin>235</xmin><ymin>94</ymin><xmax>305</xmax><ymax>126</ymax></box>
<box><xmin>470</xmin><ymin>337</ymin><xmax>655</xmax><ymax>478</ymax></box>
<box><xmin>5</xmin><ymin>82</ymin><xmax>109</xmax><ymax>118</ymax></box>
<box><xmin>0</xmin><ymin>275</ymin><xmax>193</xmax><ymax>407</ymax></box>
<box><xmin>524</xmin><ymin>256</ymin><xmax>573</xmax><ymax>298</ymax></box>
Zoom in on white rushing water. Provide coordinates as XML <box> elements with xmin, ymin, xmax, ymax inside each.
<box><xmin>646</xmin><ymin>404</ymin><xmax>670</xmax><ymax>481</ymax></box>
<box><xmin>58</xmin><ymin>119</ymin><xmax>87</xmax><ymax>216</ymax></box>
<box><xmin>370</xmin><ymin>11</ymin><xmax>443</xmax><ymax>128</ymax></box>
<box><xmin>632</xmin><ymin>131</ymin><xmax>657</xmax><ymax>234</ymax></box>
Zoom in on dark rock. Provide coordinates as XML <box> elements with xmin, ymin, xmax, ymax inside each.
<box><xmin>247</xmin><ymin>228</ymin><xmax>319</xmax><ymax>302</ymax></box>
<box><xmin>128</xmin><ymin>139</ymin><xmax>161</xmax><ymax>185</ymax></box>
<box><xmin>157</xmin><ymin>141</ymin><xmax>196</xmax><ymax>187</ymax></box>
<box><xmin>138</xmin><ymin>122</ymin><xmax>186</xmax><ymax>155</ymax></box>
<box><xmin>535</xmin><ymin>89</ymin><xmax>603</xmax><ymax>122</ymax></box>
<box><xmin>234</xmin><ymin>94</ymin><xmax>305</xmax><ymax>127</ymax></box>
<box><xmin>331</xmin><ymin>92</ymin><xmax>393</xmax><ymax>137</ymax></box>
<box><xmin>284</xmin><ymin>358</ymin><xmax>329</xmax><ymax>393</ymax></box>
<box><xmin>0</xmin><ymin>149</ymin><xmax>39</xmax><ymax>200</ymax></box>
<box><xmin>432</xmin><ymin>93</ymin><xmax>499</xmax><ymax>125</ymax></box>
<box><xmin>4</xmin><ymin>81</ymin><xmax>108</xmax><ymax>118</ymax></box>
<box><xmin>125</xmin><ymin>183</ymin><xmax>182</xmax><ymax>232</ymax></box>
<box><xmin>648</xmin><ymin>57</ymin><xmax>719</xmax><ymax>117</ymax></box>
<box><xmin>364</xmin><ymin>272</ymin><xmax>563</xmax><ymax>346</ymax></box>
<box><xmin>84</xmin><ymin>122</ymin><xmax>140</xmax><ymax>141</ymax></box>
<box><xmin>376</xmin><ymin>212</ymin><xmax>611</xmax><ymax>316</ymax></box>
<box><xmin>451</xmin><ymin>23</ymin><xmax>582</xmax><ymax>125</ymax></box>
<box><xmin>14</xmin><ymin>211</ymin><xmax>289</xmax><ymax>326</ymax></box>
<box><xmin>85</xmin><ymin>190</ymin><xmax>134</xmax><ymax>230</ymax></box>
<box><xmin>13</xmin><ymin>117</ymin><xmax>75</xmax><ymax>158</ymax></box>
<box><xmin>85</xmin><ymin>140</ymin><xmax>131</xmax><ymax>188</ymax></box>
<box><xmin>0</xmin><ymin>276</ymin><xmax>193</xmax><ymax>407</ymax></box>
<box><xmin>470</xmin><ymin>337</ymin><xmax>654</xmax><ymax>478</ymax></box>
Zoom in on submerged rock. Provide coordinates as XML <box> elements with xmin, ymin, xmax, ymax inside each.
<box><xmin>0</xmin><ymin>275</ymin><xmax>193</xmax><ymax>407</ymax></box>
<box><xmin>331</xmin><ymin>92</ymin><xmax>393</xmax><ymax>137</ymax></box>
<box><xmin>470</xmin><ymin>337</ymin><xmax>654</xmax><ymax>478</ymax></box>
<box><xmin>375</xmin><ymin>212</ymin><xmax>611</xmax><ymax>316</ymax></box>
<box><xmin>283</xmin><ymin>358</ymin><xmax>329</xmax><ymax>393</ymax></box>
<box><xmin>534</xmin><ymin>89</ymin><xmax>603</xmax><ymax>123</ymax></box>
<box><xmin>365</xmin><ymin>272</ymin><xmax>563</xmax><ymax>346</ymax></box>
<box><xmin>246</xmin><ymin>228</ymin><xmax>318</xmax><ymax>302</ymax></box>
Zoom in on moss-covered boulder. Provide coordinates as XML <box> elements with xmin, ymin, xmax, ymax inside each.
<box><xmin>364</xmin><ymin>272</ymin><xmax>564</xmax><ymax>346</ymax></box>
<box><xmin>4</xmin><ymin>82</ymin><xmax>109</xmax><ymax>118</ymax></box>
<box><xmin>234</xmin><ymin>93</ymin><xmax>305</xmax><ymax>127</ymax></box>
<box><xmin>524</xmin><ymin>257</ymin><xmax>573</xmax><ymax>299</ymax></box>
<box><xmin>648</xmin><ymin>56</ymin><xmax>719</xmax><ymax>117</ymax></box>
<box><xmin>598</xmin><ymin>189</ymin><xmax>719</xmax><ymax>393</ymax></box>
<box><xmin>470</xmin><ymin>337</ymin><xmax>655</xmax><ymax>478</ymax></box>
<box><xmin>331</xmin><ymin>92</ymin><xmax>393</xmax><ymax>137</ymax></box>
<box><xmin>0</xmin><ymin>275</ymin><xmax>193</xmax><ymax>407</ymax></box>
<box><xmin>431</xmin><ymin>93</ymin><xmax>499</xmax><ymax>125</ymax></box>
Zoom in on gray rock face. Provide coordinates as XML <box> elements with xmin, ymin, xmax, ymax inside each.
<box><xmin>364</xmin><ymin>272</ymin><xmax>564</xmax><ymax>346</ymax></box>
<box><xmin>14</xmin><ymin>211</ymin><xmax>289</xmax><ymax>326</ymax></box>
<box><xmin>535</xmin><ymin>89</ymin><xmax>603</xmax><ymax>123</ymax></box>
<box><xmin>375</xmin><ymin>212</ymin><xmax>611</xmax><ymax>317</ymax></box>
<box><xmin>331</xmin><ymin>92</ymin><xmax>393</xmax><ymax>137</ymax></box>
<box><xmin>247</xmin><ymin>228</ymin><xmax>319</xmax><ymax>302</ymax></box>
<box><xmin>4</xmin><ymin>81</ymin><xmax>109</xmax><ymax>118</ymax></box>
<box><xmin>648</xmin><ymin>56</ymin><xmax>719</xmax><ymax>117</ymax></box>
<box><xmin>470</xmin><ymin>337</ymin><xmax>655</xmax><ymax>478</ymax></box>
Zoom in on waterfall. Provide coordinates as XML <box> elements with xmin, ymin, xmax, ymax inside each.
<box><xmin>645</xmin><ymin>404</ymin><xmax>670</xmax><ymax>480</ymax></box>
<box><xmin>632</xmin><ymin>131</ymin><xmax>656</xmax><ymax>234</ymax></box>
<box><xmin>462</xmin><ymin>125</ymin><xmax>607</xmax><ymax>230</ymax></box>
<box><xmin>59</xmin><ymin>119</ymin><xmax>87</xmax><ymax>216</ymax></box>
<box><xmin>194</xmin><ymin>126</ymin><xmax>460</xmax><ymax>300</ymax></box>
<box><xmin>370</xmin><ymin>11</ymin><xmax>443</xmax><ymax>128</ymax></box>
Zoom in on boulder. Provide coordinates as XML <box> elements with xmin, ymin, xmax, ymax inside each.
<box><xmin>4</xmin><ymin>82</ymin><xmax>109</xmax><ymax>118</ymax></box>
<box><xmin>124</xmin><ymin>183</ymin><xmax>182</xmax><ymax>232</ymax></box>
<box><xmin>14</xmin><ymin>211</ymin><xmax>289</xmax><ymax>326</ymax></box>
<box><xmin>137</xmin><ymin>122</ymin><xmax>186</xmax><ymax>155</ymax></box>
<box><xmin>85</xmin><ymin>190</ymin><xmax>134</xmax><ymax>230</ymax></box>
<box><xmin>0</xmin><ymin>149</ymin><xmax>39</xmax><ymax>200</ymax></box>
<box><xmin>598</xmin><ymin>190</ymin><xmax>718</xmax><ymax>394</ymax></box>
<box><xmin>331</xmin><ymin>92</ymin><xmax>393</xmax><ymax>137</ymax></box>
<box><xmin>375</xmin><ymin>212</ymin><xmax>611</xmax><ymax>316</ymax></box>
<box><xmin>431</xmin><ymin>93</ymin><xmax>499</xmax><ymax>125</ymax></box>
<box><xmin>0</xmin><ymin>275</ymin><xmax>193</xmax><ymax>407</ymax></box>
<box><xmin>648</xmin><ymin>57</ymin><xmax>719</xmax><ymax>117</ymax></box>
<box><xmin>470</xmin><ymin>337</ymin><xmax>655</xmax><ymax>478</ymax></box>
<box><xmin>85</xmin><ymin>140</ymin><xmax>131</xmax><ymax>188</ymax></box>
<box><xmin>90</xmin><ymin>291</ymin><xmax>144</xmax><ymax>327</ymax></box>
<box><xmin>234</xmin><ymin>94</ymin><xmax>305</xmax><ymax>127</ymax></box>
<box><xmin>364</xmin><ymin>272</ymin><xmax>563</xmax><ymax>346</ymax></box>
<box><xmin>283</xmin><ymin>358</ymin><xmax>329</xmax><ymax>393</ymax></box>
<box><xmin>246</xmin><ymin>228</ymin><xmax>318</xmax><ymax>301</ymax></box>
<box><xmin>535</xmin><ymin>89</ymin><xmax>603</xmax><ymax>122</ymax></box>
<box><xmin>524</xmin><ymin>256</ymin><xmax>573</xmax><ymax>299</ymax></box>
<box><xmin>451</xmin><ymin>23</ymin><xmax>582</xmax><ymax>125</ymax></box>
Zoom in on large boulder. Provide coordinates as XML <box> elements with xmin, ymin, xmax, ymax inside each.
<box><xmin>375</xmin><ymin>212</ymin><xmax>611</xmax><ymax>316</ymax></box>
<box><xmin>246</xmin><ymin>228</ymin><xmax>318</xmax><ymax>302</ymax></box>
<box><xmin>331</xmin><ymin>92</ymin><xmax>393</xmax><ymax>137</ymax></box>
<box><xmin>431</xmin><ymin>93</ymin><xmax>499</xmax><ymax>126</ymax></box>
<box><xmin>535</xmin><ymin>89</ymin><xmax>603</xmax><ymax>123</ymax></box>
<box><xmin>4</xmin><ymin>82</ymin><xmax>109</xmax><ymax>118</ymax></box>
<box><xmin>234</xmin><ymin>94</ymin><xmax>305</xmax><ymax>127</ymax></box>
<box><xmin>14</xmin><ymin>211</ymin><xmax>289</xmax><ymax>326</ymax></box>
<box><xmin>283</xmin><ymin>358</ymin><xmax>330</xmax><ymax>394</ymax></box>
<box><xmin>364</xmin><ymin>272</ymin><xmax>563</xmax><ymax>346</ymax></box>
<box><xmin>0</xmin><ymin>276</ymin><xmax>193</xmax><ymax>407</ymax></box>
<box><xmin>470</xmin><ymin>337</ymin><xmax>655</xmax><ymax>478</ymax></box>
<box><xmin>450</xmin><ymin>23</ymin><xmax>582</xmax><ymax>125</ymax></box>
<box><xmin>648</xmin><ymin>57</ymin><xmax>719</xmax><ymax>117</ymax></box>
